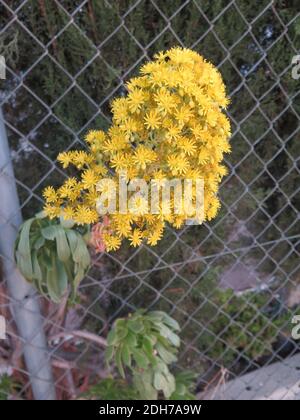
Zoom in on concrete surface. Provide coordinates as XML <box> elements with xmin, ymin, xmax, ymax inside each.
<box><xmin>201</xmin><ymin>354</ymin><xmax>300</xmax><ymax>400</ymax></box>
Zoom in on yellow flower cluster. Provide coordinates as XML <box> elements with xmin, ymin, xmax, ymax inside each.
<box><xmin>43</xmin><ymin>47</ymin><xmax>231</xmax><ymax>252</ymax></box>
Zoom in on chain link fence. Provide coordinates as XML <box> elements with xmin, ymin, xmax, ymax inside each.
<box><xmin>0</xmin><ymin>0</ymin><xmax>300</xmax><ymax>400</ymax></box>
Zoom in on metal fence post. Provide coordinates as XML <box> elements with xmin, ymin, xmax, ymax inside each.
<box><xmin>0</xmin><ymin>107</ymin><xmax>56</xmax><ymax>400</ymax></box>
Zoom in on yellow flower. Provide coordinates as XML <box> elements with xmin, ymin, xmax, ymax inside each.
<box><xmin>75</xmin><ymin>206</ymin><xmax>98</xmax><ymax>225</ymax></box>
<box><xmin>102</xmin><ymin>233</ymin><xmax>122</xmax><ymax>252</ymax></box>
<box><xmin>111</xmin><ymin>97</ymin><xmax>128</xmax><ymax>123</ymax></box>
<box><xmin>147</xmin><ymin>226</ymin><xmax>163</xmax><ymax>246</ymax></box>
<box><xmin>206</xmin><ymin>196</ymin><xmax>221</xmax><ymax>220</ymax></box>
<box><xmin>85</xmin><ymin>130</ymin><xmax>98</xmax><ymax>144</ymax></box>
<box><xmin>154</xmin><ymin>87</ymin><xmax>176</xmax><ymax>114</ymax></box>
<box><xmin>113</xmin><ymin>215</ymin><xmax>133</xmax><ymax>237</ymax></box>
<box><xmin>129</xmin><ymin>229</ymin><xmax>143</xmax><ymax>247</ymax></box>
<box><xmin>43</xmin><ymin>47</ymin><xmax>231</xmax><ymax>251</ymax></box>
<box><xmin>58</xmin><ymin>183</ymin><xmax>73</xmax><ymax>199</ymax></box>
<box><xmin>133</xmin><ymin>146</ymin><xmax>157</xmax><ymax>170</ymax></box>
<box><xmin>168</xmin><ymin>47</ymin><xmax>196</xmax><ymax>65</ymax></box>
<box><xmin>102</xmin><ymin>137</ymin><xmax>128</xmax><ymax>154</ymax></box>
<box><xmin>167</xmin><ymin>154</ymin><xmax>190</xmax><ymax>175</ymax></box>
<box><xmin>206</xmin><ymin>108</ymin><xmax>218</xmax><ymax>127</ymax></box>
<box><xmin>110</xmin><ymin>152</ymin><xmax>129</xmax><ymax>172</ymax></box>
<box><xmin>165</xmin><ymin>123</ymin><xmax>181</xmax><ymax>142</ymax></box>
<box><xmin>198</xmin><ymin>149</ymin><xmax>211</xmax><ymax>164</ymax></box>
<box><xmin>57</xmin><ymin>152</ymin><xmax>72</xmax><ymax>169</ymax></box>
<box><xmin>129</xmin><ymin>195</ymin><xmax>148</xmax><ymax>215</ymax></box>
<box><xmin>62</xmin><ymin>206</ymin><xmax>75</xmax><ymax>221</ymax></box>
<box><xmin>68</xmin><ymin>184</ymin><xmax>82</xmax><ymax>202</ymax></box>
<box><xmin>44</xmin><ymin>203</ymin><xmax>61</xmax><ymax>219</ymax></box>
<box><xmin>43</xmin><ymin>186</ymin><xmax>57</xmax><ymax>203</ymax></box>
<box><xmin>177</xmin><ymin>137</ymin><xmax>197</xmax><ymax>156</ymax></box>
<box><xmin>175</xmin><ymin>105</ymin><xmax>193</xmax><ymax>126</ymax></box>
<box><xmin>173</xmin><ymin>216</ymin><xmax>185</xmax><ymax>229</ymax></box>
<box><xmin>73</xmin><ymin>151</ymin><xmax>92</xmax><ymax>169</ymax></box>
<box><xmin>81</xmin><ymin>169</ymin><xmax>99</xmax><ymax>190</ymax></box>
<box><xmin>65</xmin><ymin>178</ymin><xmax>77</xmax><ymax>188</ymax></box>
<box><xmin>120</xmin><ymin>117</ymin><xmax>138</xmax><ymax>136</ymax></box>
<box><xmin>127</xmin><ymin>89</ymin><xmax>146</xmax><ymax>113</ymax></box>
<box><xmin>126</xmin><ymin>166</ymin><xmax>139</xmax><ymax>180</ymax></box>
<box><xmin>144</xmin><ymin>109</ymin><xmax>161</xmax><ymax>130</ymax></box>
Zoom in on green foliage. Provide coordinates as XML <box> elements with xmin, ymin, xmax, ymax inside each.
<box><xmin>170</xmin><ymin>372</ymin><xmax>197</xmax><ymax>400</ymax></box>
<box><xmin>83</xmin><ymin>310</ymin><xmax>196</xmax><ymax>400</ymax></box>
<box><xmin>105</xmin><ymin>310</ymin><xmax>182</xmax><ymax>400</ymax></box>
<box><xmin>193</xmin><ymin>275</ymin><xmax>293</xmax><ymax>367</ymax></box>
<box><xmin>83</xmin><ymin>378</ymin><xmax>138</xmax><ymax>401</ymax></box>
<box><xmin>3</xmin><ymin>1</ymin><xmax>299</xmax><ymax>266</ymax></box>
<box><xmin>2</xmin><ymin>0</ymin><xmax>299</xmax><ymax>386</ymax></box>
<box><xmin>14</xmin><ymin>213</ymin><xmax>91</xmax><ymax>303</ymax></box>
<box><xmin>0</xmin><ymin>375</ymin><xmax>16</xmax><ymax>400</ymax></box>
<box><xmin>127</xmin><ymin>267</ymin><xmax>294</xmax><ymax>373</ymax></box>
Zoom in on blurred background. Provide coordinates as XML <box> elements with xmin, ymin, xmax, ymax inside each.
<box><xmin>0</xmin><ymin>0</ymin><xmax>299</xmax><ymax>400</ymax></box>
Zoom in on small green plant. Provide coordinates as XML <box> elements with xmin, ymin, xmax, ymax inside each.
<box><xmin>15</xmin><ymin>213</ymin><xmax>91</xmax><ymax>302</ymax></box>
<box><xmin>170</xmin><ymin>371</ymin><xmax>198</xmax><ymax>400</ymax></box>
<box><xmin>106</xmin><ymin>310</ymin><xmax>180</xmax><ymax>399</ymax></box>
<box><xmin>85</xmin><ymin>310</ymin><xmax>196</xmax><ymax>400</ymax></box>
<box><xmin>83</xmin><ymin>378</ymin><xmax>138</xmax><ymax>400</ymax></box>
<box><xmin>194</xmin><ymin>279</ymin><xmax>293</xmax><ymax>367</ymax></box>
<box><xmin>0</xmin><ymin>375</ymin><xmax>17</xmax><ymax>400</ymax></box>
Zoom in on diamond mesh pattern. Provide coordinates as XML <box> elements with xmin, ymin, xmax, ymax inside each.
<box><xmin>0</xmin><ymin>0</ymin><xmax>299</xmax><ymax>400</ymax></box>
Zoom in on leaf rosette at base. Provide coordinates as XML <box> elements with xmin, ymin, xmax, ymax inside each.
<box><xmin>15</xmin><ymin>213</ymin><xmax>91</xmax><ymax>303</ymax></box>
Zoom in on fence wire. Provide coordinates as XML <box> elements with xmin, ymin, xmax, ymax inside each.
<box><xmin>0</xmin><ymin>0</ymin><xmax>300</xmax><ymax>400</ymax></box>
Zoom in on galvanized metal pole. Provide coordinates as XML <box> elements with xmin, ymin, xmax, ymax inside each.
<box><xmin>0</xmin><ymin>107</ymin><xmax>56</xmax><ymax>400</ymax></box>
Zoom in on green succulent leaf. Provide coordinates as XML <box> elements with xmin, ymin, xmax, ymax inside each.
<box><xmin>116</xmin><ymin>347</ymin><xmax>125</xmax><ymax>378</ymax></box>
<box><xmin>133</xmin><ymin>371</ymin><xmax>157</xmax><ymax>400</ymax></box>
<box><xmin>122</xmin><ymin>344</ymin><xmax>132</xmax><ymax>368</ymax></box>
<box><xmin>73</xmin><ymin>237</ymin><xmax>90</xmax><ymax>265</ymax></box>
<box><xmin>105</xmin><ymin>346</ymin><xmax>114</xmax><ymax>364</ymax></box>
<box><xmin>56</xmin><ymin>228</ymin><xmax>71</xmax><ymax>262</ymax></box>
<box><xmin>115</xmin><ymin>326</ymin><xmax>128</xmax><ymax>341</ymax></box>
<box><xmin>126</xmin><ymin>331</ymin><xmax>138</xmax><ymax>348</ymax></box>
<box><xmin>41</xmin><ymin>225</ymin><xmax>58</xmax><ymax>241</ymax></box>
<box><xmin>153</xmin><ymin>371</ymin><xmax>175</xmax><ymax>398</ymax></box>
<box><xmin>132</xmin><ymin>349</ymin><xmax>149</xmax><ymax>369</ymax></box>
<box><xmin>66</xmin><ymin>230</ymin><xmax>79</xmax><ymax>255</ymax></box>
<box><xmin>156</xmin><ymin>342</ymin><xmax>177</xmax><ymax>364</ymax></box>
<box><xmin>15</xmin><ymin>214</ymin><xmax>91</xmax><ymax>304</ymax></box>
<box><xmin>32</xmin><ymin>250</ymin><xmax>42</xmax><ymax>284</ymax></box>
<box><xmin>60</xmin><ymin>215</ymin><xmax>75</xmax><ymax>229</ymax></box>
<box><xmin>128</xmin><ymin>319</ymin><xmax>144</xmax><ymax>333</ymax></box>
<box><xmin>33</xmin><ymin>236</ymin><xmax>45</xmax><ymax>250</ymax></box>
<box><xmin>161</xmin><ymin>313</ymin><xmax>180</xmax><ymax>332</ymax></box>
<box><xmin>158</xmin><ymin>324</ymin><xmax>180</xmax><ymax>347</ymax></box>
<box><xmin>46</xmin><ymin>260</ymin><xmax>61</xmax><ymax>303</ymax></box>
<box><xmin>153</xmin><ymin>371</ymin><xmax>166</xmax><ymax>392</ymax></box>
<box><xmin>56</xmin><ymin>258</ymin><xmax>68</xmax><ymax>296</ymax></box>
<box><xmin>107</xmin><ymin>329</ymin><xmax>119</xmax><ymax>346</ymax></box>
<box><xmin>16</xmin><ymin>218</ymin><xmax>34</xmax><ymax>280</ymax></box>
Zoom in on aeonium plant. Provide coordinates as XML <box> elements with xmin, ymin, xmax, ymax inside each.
<box><xmin>15</xmin><ymin>213</ymin><xmax>91</xmax><ymax>302</ymax></box>
<box><xmin>15</xmin><ymin>47</ymin><xmax>231</xmax><ymax>302</ymax></box>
